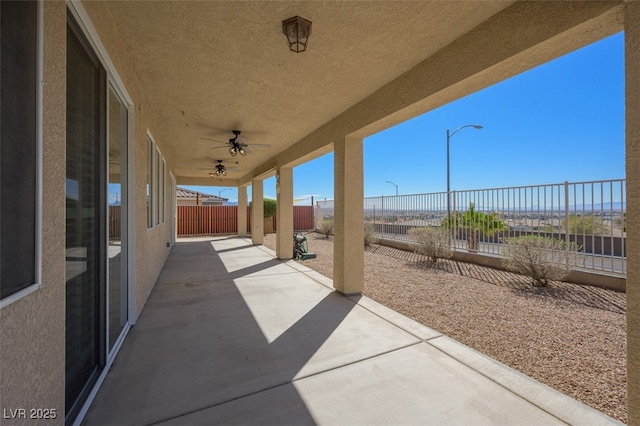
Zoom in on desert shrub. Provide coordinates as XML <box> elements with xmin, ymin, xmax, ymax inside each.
<box><xmin>502</xmin><ymin>235</ymin><xmax>580</xmax><ymax>287</ymax></box>
<box><xmin>318</xmin><ymin>221</ymin><xmax>333</xmax><ymax>239</ymax></box>
<box><xmin>408</xmin><ymin>227</ymin><xmax>452</xmax><ymax>263</ymax></box>
<box><xmin>563</xmin><ymin>214</ymin><xmax>608</xmax><ymax>236</ymax></box>
<box><xmin>364</xmin><ymin>223</ymin><xmax>377</xmax><ymax>246</ymax></box>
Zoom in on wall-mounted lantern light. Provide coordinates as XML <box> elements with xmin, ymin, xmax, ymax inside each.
<box><xmin>282</xmin><ymin>16</ymin><xmax>312</xmax><ymax>53</ymax></box>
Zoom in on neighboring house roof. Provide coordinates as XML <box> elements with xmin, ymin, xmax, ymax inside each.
<box><xmin>176</xmin><ymin>187</ymin><xmax>228</xmax><ymax>203</ymax></box>
<box><xmin>202</xmin><ymin>197</ymin><xmax>226</xmax><ymax>205</ymax></box>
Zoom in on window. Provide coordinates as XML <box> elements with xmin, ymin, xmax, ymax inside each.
<box><xmin>154</xmin><ymin>147</ymin><xmax>160</xmax><ymax>226</ymax></box>
<box><xmin>146</xmin><ymin>134</ymin><xmax>166</xmax><ymax>228</ymax></box>
<box><xmin>147</xmin><ymin>136</ymin><xmax>153</xmax><ymax>228</ymax></box>
<box><xmin>1</xmin><ymin>1</ymin><xmax>40</xmax><ymax>302</ymax></box>
<box><xmin>160</xmin><ymin>158</ymin><xmax>166</xmax><ymax>223</ymax></box>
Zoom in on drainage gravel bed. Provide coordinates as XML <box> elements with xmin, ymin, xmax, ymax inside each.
<box><xmin>263</xmin><ymin>232</ymin><xmax>627</xmax><ymax>423</ymax></box>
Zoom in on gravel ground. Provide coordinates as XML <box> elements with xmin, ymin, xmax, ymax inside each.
<box><xmin>263</xmin><ymin>232</ymin><xmax>627</xmax><ymax>423</ymax></box>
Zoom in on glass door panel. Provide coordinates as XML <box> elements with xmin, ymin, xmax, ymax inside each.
<box><xmin>65</xmin><ymin>17</ymin><xmax>106</xmax><ymax>419</ymax></box>
<box><xmin>107</xmin><ymin>86</ymin><xmax>128</xmax><ymax>352</ymax></box>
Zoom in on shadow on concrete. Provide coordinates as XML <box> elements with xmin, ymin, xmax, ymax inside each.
<box><xmin>84</xmin><ymin>238</ymin><xmax>355</xmax><ymax>425</ymax></box>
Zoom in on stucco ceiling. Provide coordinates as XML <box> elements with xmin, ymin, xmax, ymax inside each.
<box><xmin>85</xmin><ymin>1</ymin><xmax>625</xmax><ymax>185</ymax></box>
<box><xmin>93</xmin><ymin>1</ymin><xmax>517</xmax><ymax>183</ymax></box>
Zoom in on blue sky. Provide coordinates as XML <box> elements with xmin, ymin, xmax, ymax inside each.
<box><xmin>184</xmin><ymin>32</ymin><xmax>624</xmax><ymax>205</ymax></box>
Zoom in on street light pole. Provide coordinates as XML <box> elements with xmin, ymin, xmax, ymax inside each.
<box><xmin>218</xmin><ymin>188</ymin><xmax>232</xmax><ymax>198</ymax></box>
<box><xmin>386</xmin><ymin>181</ymin><xmax>398</xmax><ymax>196</ymax></box>
<box><xmin>446</xmin><ymin>124</ymin><xmax>483</xmax><ymax>242</ymax></box>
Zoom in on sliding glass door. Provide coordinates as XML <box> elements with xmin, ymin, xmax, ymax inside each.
<box><xmin>65</xmin><ymin>15</ymin><xmax>106</xmax><ymax>420</ymax></box>
<box><xmin>66</xmin><ymin>13</ymin><xmax>130</xmax><ymax>422</ymax></box>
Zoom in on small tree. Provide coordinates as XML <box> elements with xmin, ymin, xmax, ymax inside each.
<box><xmin>248</xmin><ymin>199</ymin><xmax>277</xmax><ymax>218</ymax></box>
<box><xmin>409</xmin><ymin>227</ymin><xmax>452</xmax><ymax>263</ymax></box>
<box><xmin>502</xmin><ymin>235</ymin><xmax>580</xmax><ymax>287</ymax></box>
<box><xmin>250</xmin><ymin>198</ymin><xmax>278</xmax><ymax>234</ymax></box>
<box><xmin>442</xmin><ymin>202</ymin><xmax>506</xmax><ymax>252</ymax></box>
<box><xmin>318</xmin><ymin>220</ymin><xmax>333</xmax><ymax>239</ymax></box>
<box><xmin>263</xmin><ymin>198</ymin><xmax>277</xmax><ymax>219</ymax></box>
<box><xmin>364</xmin><ymin>223</ymin><xmax>377</xmax><ymax>246</ymax></box>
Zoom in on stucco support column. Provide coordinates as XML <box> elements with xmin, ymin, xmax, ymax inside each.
<box><xmin>237</xmin><ymin>186</ymin><xmax>248</xmax><ymax>236</ymax></box>
<box><xmin>276</xmin><ymin>167</ymin><xmax>294</xmax><ymax>259</ymax></box>
<box><xmin>626</xmin><ymin>2</ymin><xmax>640</xmax><ymax>423</ymax></box>
<box><xmin>333</xmin><ymin>135</ymin><xmax>364</xmax><ymax>295</ymax></box>
<box><xmin>251</xmin><ymin>179</ymin><xmax>264</xmax><ymax>245</ymax></box>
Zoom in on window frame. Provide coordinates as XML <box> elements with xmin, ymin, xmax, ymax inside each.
<box><xmin>0</xmin><ymin>0</ymin><xmax>44</xmax><ymax>309</ymax></box>
<box><xmin>146</xmin><ymin>134</ymin><xmax>154</xmax><ymax>229</ymax></box>
<box><xmin>146</xmin><ymin>132</ymin><xmax>167</xmax><ymax>230</ymax></box>
<box><xmin>160</xmin><ymin>157</ymin><xmax>166</xmax><ymax>223</ymax></box>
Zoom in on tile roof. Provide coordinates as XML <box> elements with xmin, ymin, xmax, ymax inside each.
<box><xmin>176</xmin><ymin>187</ymin><xmax>228</xmax><ymax>201</ymax></box>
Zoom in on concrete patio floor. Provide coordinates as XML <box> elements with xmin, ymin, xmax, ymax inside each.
<box><xmin>83</xmin><ymin>236</ymin><xmax>622</xmax><ymax>425</ymax></box>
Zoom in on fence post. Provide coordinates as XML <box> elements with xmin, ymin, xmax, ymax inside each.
<box><xmin>564</xmin><ymin>181</ymin><xmax>570</xmax><ymax>267</ymax></box>
<box><xmin>196</xmin><ymin>205</ymin><xmax>200</xmax><ymax>234</ymax></box>
<box><xmin>373</xmin><ymin>205</ymin><xmax>376</xmax><ymax>230</ymax></box>
<box><xmin>452</xmin><ymin>191</ymin><xmax>457</xmax><ymax>251</ymax></box>
<box><xmin>381</xmin><ymin>195</ymin><xmax>385</xmax><ymax>236</ymax></box>
<box><xmin>314</xmin><ymin>203</ymin><xmax>321</xmax><ymax>230</ymax></box>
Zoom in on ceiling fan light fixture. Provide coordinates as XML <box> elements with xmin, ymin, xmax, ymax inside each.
<box><xmin>239</xmin><ymin>148</ymin><xmax>247</xmax><ymax>156</ymax></box>
<box><xmin>229</xmin><ymin>146</ymin><xmax>237</xmax><ymax>157</ymax></box>
<box><xmin>282</xmin><ymin>16</ymin><xmax>312</xmax><ymax>53</ymax></box>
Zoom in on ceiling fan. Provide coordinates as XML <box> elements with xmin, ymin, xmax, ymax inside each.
<box><xmin>201</xmin><ymin>130</ymin><xmax>271</xmax><ymax>157</ymax></box>
<box><xmin>207</xmin><ymin>160</ymin><xmax>237</xmax><ymax>177</ymax></box>
<box><xmin>198</xmin><ymin>160</ymin><xmax>237</xmax><ymax>177</ymax></box>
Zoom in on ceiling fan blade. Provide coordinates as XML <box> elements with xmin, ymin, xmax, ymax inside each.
<box><xmin>200</xmin><ymin>137</ymin><xmax>229</xmax><ymax>144</ymax></box>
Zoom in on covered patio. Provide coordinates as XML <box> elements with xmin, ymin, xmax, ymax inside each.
<box><xmin>3</xmin><ymin>2</ymin><xmax>639</xmax><ymax>424</ymax></box>
<box><xmin>84</xmin><ymin>237</ymin><xmax>619</xmax><ymax>425</ymax></box>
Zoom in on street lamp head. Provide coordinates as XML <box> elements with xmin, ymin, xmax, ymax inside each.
<box><xmin>473</xmin><ymin>125</ymin><xmax>483</xmax><ymax>129</ymax></box>
<box><xmin>385</xmin><ymin>181</ymin><xmax>398</xmax><ymax>196</ymax></box>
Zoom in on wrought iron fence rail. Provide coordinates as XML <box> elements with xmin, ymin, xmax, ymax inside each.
<box><xmin>317</xmin><ymin>179</ymin><xmax>626</xmax><ymax>275</ymax></box>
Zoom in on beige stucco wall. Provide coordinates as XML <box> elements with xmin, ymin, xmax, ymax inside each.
<box><xmin>626</xmin><ymin>1</ymin><xmax>640</xmax><ymax>424</ymax></box>
<box><xmin>276</xmin><ymin>167</ymin><xmax>294</xmax><ymax>259</ymax></box>
<box><xmin>177</xmin><ymin>199</ymin><xmax>200</xmax><ymax>206</ymax></box>
<box><xmin>238</xmin><ymin>187</ymin><xmax>248</xmax><ymax>236</ymax></box>
<box><xmin>251</xmin><ymin>180</ymin><xmax>264</xmax><ymax>245</ymax></box>
<box><xmin>0</xmin><ymin>2</ymin><xmax>67</xmax><ymax>423</ymax></box>
<box><xmin>1</xmin><ymin>2</ymin><xmax>176</xmax><ymax>423</ymax></box>
<box><xmin>333</xmin><ymin>136</ymin><xmax>364</xmax><ymax>295</ymax></box>
<box><xmin>81</xmin><ymin>1</ymin><xmax>174</xmax><ymax>318</ymax></box>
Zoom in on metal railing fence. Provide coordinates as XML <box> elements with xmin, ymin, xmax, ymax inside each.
<box><xmin>316</xmin><ymin>179</ymin><xmax>626</xmax><ymax>275</ymax></box>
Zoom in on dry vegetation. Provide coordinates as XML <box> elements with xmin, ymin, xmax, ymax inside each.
<box><xmin>263</xmin><ymin>232</ymin><xmax>627</xmax><ymax>423</ymax></box>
